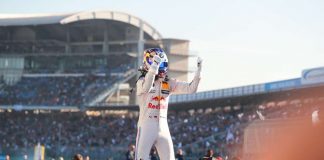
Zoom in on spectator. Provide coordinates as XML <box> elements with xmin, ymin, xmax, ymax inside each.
<box><xmin>149</xmin><ymin>147</ymin><xmax>159</xmax><ymax>160</ymax></box>
<box><xmin>200</xmin><ymin>149</ymin><xmax>216</xmax><ymax>160</ymax></box>
<box><xmin>23</xmin><ymin>154</ymin><xmax>28</xmax><ymax>160</ymax></box>
<box><xmin>175</xmin><ymin>148</ymin><xmax>184</xmax><ymax>160</ymax></box>
<box><xmin>5</xmin><ymin>155</ymin><xmax>10</xmax><ymax>160</ymax></box>
<box><xmin>73</xmin><ymin>154</ymin><xmax>83</xmax><ymax>160</ymax></box>
<box><xmin>125</xmin><ymin>144</ymin><xmax>135</xmax><ymax>160</ymax></box>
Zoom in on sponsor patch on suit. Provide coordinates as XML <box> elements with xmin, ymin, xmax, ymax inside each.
<box><xmin>161</xmin><ymin>81</ymin><xmax>170</xmax><ymax>94</ymax></box>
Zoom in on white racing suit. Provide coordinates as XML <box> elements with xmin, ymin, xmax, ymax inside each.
<box><xmin>135</xmin><ymin>62</ymin><xmax>201</xmax><ymax>160</ymax></box>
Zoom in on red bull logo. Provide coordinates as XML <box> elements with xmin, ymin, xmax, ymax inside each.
<box><xmin>151</xmin><ymin>96</ymin><xmax>165</xmax><ymax>101</ymax></box>
<box><xmin>149</xmin><ymin>96</ymin><xmax>167</xmax><ymax>109</ymax></box>
<box><xmin>148</xmin><ymin>103</ymin><xmax>167</xmax><ymax>109</ymax></box>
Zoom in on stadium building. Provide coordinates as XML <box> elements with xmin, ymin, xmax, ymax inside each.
<box><xmin>0</xmin><ymin>11</ymin><xmax>191</xmax><ymax>108</ymax></box>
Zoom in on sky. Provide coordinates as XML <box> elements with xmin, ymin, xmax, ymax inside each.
<box><xmin>1</xmin><ymin>0</ymin><xmax>324</xmax><ymax>91</ymax></box>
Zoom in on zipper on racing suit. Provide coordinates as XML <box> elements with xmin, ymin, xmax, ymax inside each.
<box><xmin>158</xmin><ymin>80</ymin><xmax>161</xmax><ymax>108</ymax></box>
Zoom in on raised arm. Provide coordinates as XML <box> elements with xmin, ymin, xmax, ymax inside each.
<box><xmin>171</xmin><ymin>57</ymin><xmax>203</xmax><ymax>94</ymax></box>
<box><xmin>136</xmin><ymin>55</ymin><xmax>161</xmax><ymax>95</ymax></box>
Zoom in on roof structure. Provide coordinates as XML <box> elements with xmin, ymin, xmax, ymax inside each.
<box><xmin>0</xmin><ymin>10</ymin><xmax>162</xmax><ymax>40</ymax></box>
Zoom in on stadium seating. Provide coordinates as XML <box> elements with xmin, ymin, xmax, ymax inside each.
<box><xmin>0</xmin><ymin>54</ymin><xmax>135</xmax><ymax>106</ymax></box>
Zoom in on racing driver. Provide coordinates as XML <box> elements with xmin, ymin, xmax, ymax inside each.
<box><xmin>135</xmin><ymin>48</ymin><xmax>202</xmax><ymax>160</ymax></box>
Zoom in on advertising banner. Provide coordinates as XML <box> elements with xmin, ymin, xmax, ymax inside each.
<box><xmin>302</xmin><ymin>66</ymin><xmax>324</xmax><ymax>85</ymax></box>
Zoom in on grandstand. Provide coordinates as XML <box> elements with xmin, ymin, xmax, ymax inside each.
<box><xmin>1</xmin><ymin>10</ymin><xmax>324</xmax><ymax>160</ymax></box>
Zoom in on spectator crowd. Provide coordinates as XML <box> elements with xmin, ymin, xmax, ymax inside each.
<box><xmin>0</xmin><ymin>96</ymin><xmax>322</xmax><ymax>159</ymax></box>
<box><xmin>0</xmin><ymin>75</ymin><xmax>118</xmax><ymax>106</ymax></box>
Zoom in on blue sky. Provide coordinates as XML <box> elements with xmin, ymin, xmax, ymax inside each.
<box><xmin>1</xmin><ymin>0</ymin><xmax>324</xmax><ymax>91</ymax></box>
